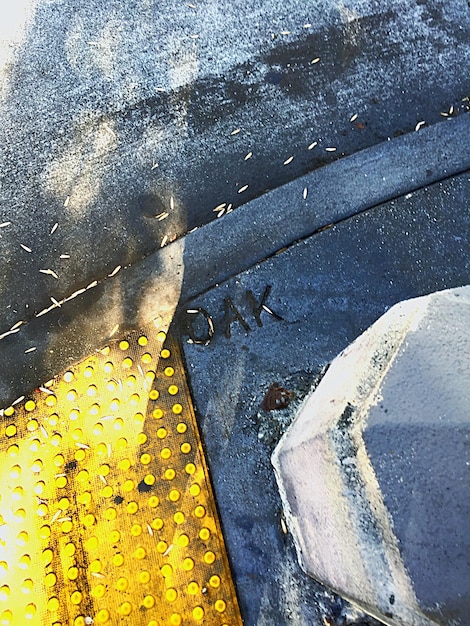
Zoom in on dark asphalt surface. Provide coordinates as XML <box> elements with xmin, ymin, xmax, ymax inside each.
<box><xmin>177</xmin><ymin>172</ymin><xmax>470</xmax><ymax>625</ymax></box>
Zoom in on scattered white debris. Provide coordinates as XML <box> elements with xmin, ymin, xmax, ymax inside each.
<box><xmin>307</xmin><ymin>141</ymin><xmax>318</xmax><ymax>150</ymax></box>
<box><xmin>64</xmin><ymin>196</ymin><xmax>70</xmax><ymax>207</ymax></box>
<box><xmin>151</xmin><ymin>162</ymin><xmax>159</xmax><ymax>170</ymax></box>
<box><xmin>310</xmin><ymin>57</ymin><xmax>320</xmax><ymax>64</ymax></box>
<box><xmin>12</xmin><ymin>395</ymin><xmax>25</xmax><ymax>405</ymax></box>
<box><xmin>238</xmin><ymin>184</ymin><xmax>249</xmax><ymax>193</ymax></box>
<box><xmin>156</xmin><ymin>212</ymin><xmax>169</xmax><ymax>221</ymax></box>
<box><xmin>50</xmin><ymin>509</ymin><xmax>62</xmax><ymax>524</ymax></box>
<box><xmin>325</xmin><ymin>147</ymin><xmax>337</xmax><ymax>152</ymax></box>
<box><xmin>50</xmin><ymin>223</ymin><xmax>59</xmax><ymax>235</ymax></box>
<box><xmin>60</xmin><ymin>254</ymin><xmax>70</xmax><ymax>259</ymax></box>
<box><xmin>40</xmin><ymin>269</ymin><xmax>59</xmax><ymax>279</ymax></box>
<box><xmin>0</xmin><ymin>328</ymin><xmax>20</xmax><ymax>340</ymax></box>
<box><xmin>303</xmin><ymin>187</ymin><xmax>308</xmax><ymax>200</ymax></box>
<box><xmin>0</xmin><ymin>222</ymin><xmax>11</xmax><ymax>228</ymax></box>
<box><xmin>20</xmin><ymin>244</ymin><xmax>32</xmax><ymax>253</ymax></box>
<box><xmin>349</xmin><ymin>113</ymin><xmax>358</xmax><ymax>122</ymax></box>
<box><xmin>50</xmin><ymin>296</ymin><xmax>61</xmax><ymax>308</ymax></box>
<box><xmin>283</xmin><ymin>156</ymin><xmax>294</xmax><ymax>165</ymax></box>
<box><xmin>244</xmin><ymin>152</ymin><xmax>253</xmax><ymax>160</ymax></box>
<box><xmin>231</xmin><ymin>128</ymin><xmax>241</xmax><ymax>135</ymax></box>
<box><xmin>86</xmin><ymin>280</ymin><xmax>98</xmax><ymax>289</ymax></box>
<box><xmin>415</xmin><ymin>120</ymin><xmax>426</xmax><ymax>131</ymax></box>
<box><xmin>162</xmin><ymin>543</ymin><xmax>174</xmax><ymax>557</ymax></box>
<box><xmin>65</xmin><ymin>288</ymin><xmax>86</xmax><ymax>302</ymax></box>
<box><xmin>108</xmin><ymin>265</ymin><xmax>121</xmax><ymax>277</ymax></box>
<box><xmin>161</xmin><ymin>235</ymin><xmax>169</xmax><ymax>247</ymax></box>
<box><xmin>25</xmin><ymin>347</ymin><xmax>36</xmax><ymax>354</ymax></box>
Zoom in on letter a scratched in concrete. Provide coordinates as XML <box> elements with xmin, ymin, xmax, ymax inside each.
<box><xmin>246</xmin><ymin>285</ymin><xmax>283</xmax><ymax>327</ymax></box>
<box><xmin>224</xmin><ymin>297</ymin><xmax>251</xmax><ymax>338</ymax></box>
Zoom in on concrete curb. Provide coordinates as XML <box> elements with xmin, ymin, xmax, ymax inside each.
<box><xmin>0</xmin><ymin>114</ymin><xmax>469</xmax><ymax>407</ymax></box>
<box><xmin>272</xmin><ymin>286</ymin><xmax>470</xmax><ymax>625</ymax></box>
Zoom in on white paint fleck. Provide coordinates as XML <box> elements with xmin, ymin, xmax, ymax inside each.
<box><xmin>283</xmin><ymin>156</ymin><xmax>294</xmax><ymax>165</ymax></box>
<box><xmin>237</xmin><ymin>184</ymin><xmax>248</xmax><ymax>193</ymax></box>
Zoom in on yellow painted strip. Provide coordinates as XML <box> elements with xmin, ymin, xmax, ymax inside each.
<box><xmin>0</xmin><ymin>327</ymin><xmax>242</xmax><ymax>626</ymax></box>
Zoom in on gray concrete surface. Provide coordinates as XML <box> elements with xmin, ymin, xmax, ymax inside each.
<box><xmin>272</xmin><ymin>286</ymin><xmax>470</xmax><ymax>625</ymax></box>
<box><xmin>178</xmin><ymin>172</ymin><xmax>469</xmax><ymax>625</ymax></box>
<box><xmin>1</xmin><ymin>115</ymin><xmax>468</xmax><ymax>408</ymax></box>
<box><xmin>0</xmin><ymin>0</ymin><xmax>469</xmax><ymax>342</ymax></box>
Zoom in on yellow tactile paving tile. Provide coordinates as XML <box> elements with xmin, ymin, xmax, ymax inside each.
<box><xmin>0</xmin><ymin>326</ymin><xmax>242</xmax><ymax>626</ymax></box>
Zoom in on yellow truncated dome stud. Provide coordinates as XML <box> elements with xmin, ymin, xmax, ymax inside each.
<box><xmin>0</xmin><ymin>330</ymin><xmax>242</xmax><ymax>625</ymax></box>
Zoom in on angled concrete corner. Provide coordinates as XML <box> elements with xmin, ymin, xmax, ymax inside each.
<box><xmin>272</xmin><ymin>286</ymin><xmax>470</xmax><ymax>626</ymax></box>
